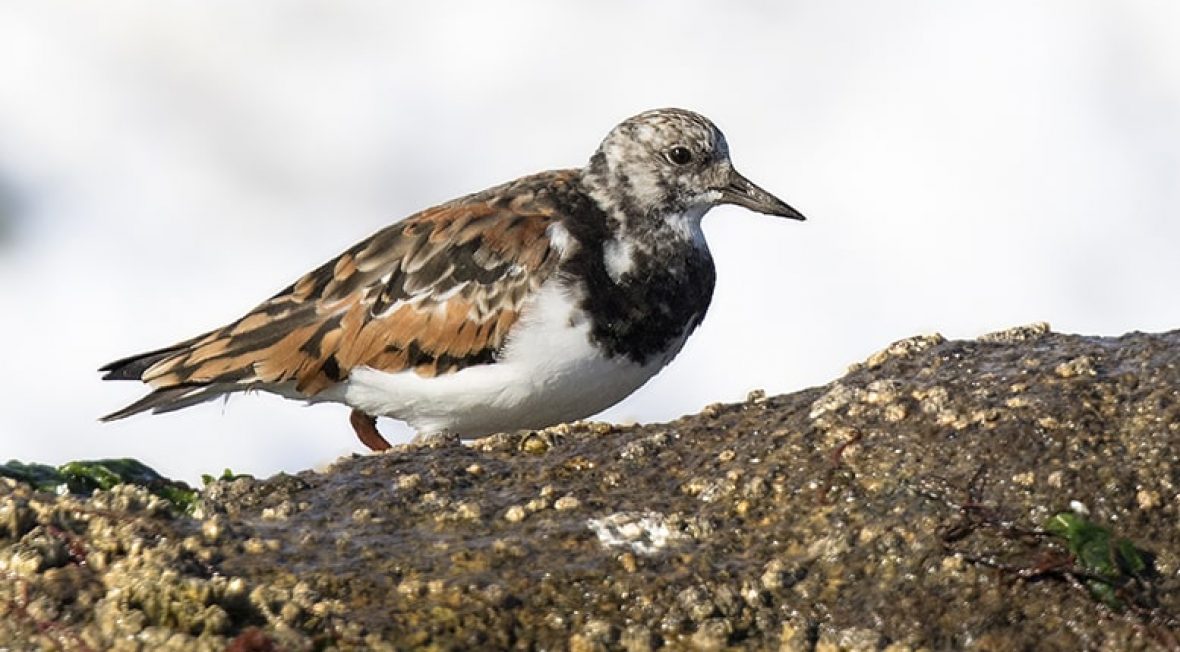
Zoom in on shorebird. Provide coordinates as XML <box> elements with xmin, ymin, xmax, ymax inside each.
<box><xmin>100</xmin><ymin>108</ymin><xmax>805</xmax><ymax>451</ymax></box>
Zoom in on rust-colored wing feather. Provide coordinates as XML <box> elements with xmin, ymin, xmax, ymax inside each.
<box><xmin>100</xmin><ymin>172</ymin><xmax>573</xmax><ymax>420</ymax></box>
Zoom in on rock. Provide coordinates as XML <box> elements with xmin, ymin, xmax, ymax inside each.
<box><xmin>1</xmin><ymin>326</ymin><xmax>1178</xmax><ymax>650</ymax></box>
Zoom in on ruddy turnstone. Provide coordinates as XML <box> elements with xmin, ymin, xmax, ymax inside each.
<box><xmin>100</xmin><ymin>108</ymin><xmax>804</xmax><ymax>451</ymax></box>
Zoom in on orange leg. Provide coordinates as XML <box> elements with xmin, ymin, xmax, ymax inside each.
<box><xmin>349</xmin><ymin>409</ymin><xmax>392</xmax><ymax>451</ymax></box>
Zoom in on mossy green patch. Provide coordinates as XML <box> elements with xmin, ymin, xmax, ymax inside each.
<box><xmin>0</xmin><ymin>460</ymin><xmax>64</xmax><ymax>493</ymax></box>
<box><xmin>2</xmin><ymin>458</ymin><xmax>202</xmax><ymax>514</ymax></box>
<box><xmin>1044</xmin><ymin>511</ymin><xmax>1149</xmax><ymax>609</ymax></box>
<box><xmin>202</xmin><ymin>468</ymin><xmax>252</xmax><ymax>486</ymax></box>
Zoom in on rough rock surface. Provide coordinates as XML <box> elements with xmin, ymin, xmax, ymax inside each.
<box><xmin>2</xmin><ymin>324</ymin><xmax>1178</xmax><ymax>651</ymax></box>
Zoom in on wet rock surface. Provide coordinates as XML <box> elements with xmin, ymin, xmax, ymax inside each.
<box><xmin>2</xmin><ymin>325</ymin><xmax>1179</xmax><ymax>650</ymax></box>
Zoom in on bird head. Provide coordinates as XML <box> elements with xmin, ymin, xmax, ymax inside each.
<box><xmin>584</xmin><ymin>108</ymin><xmax>805</xmax><ymax>225</ymax></box>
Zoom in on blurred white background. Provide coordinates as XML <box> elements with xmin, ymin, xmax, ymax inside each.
<box><xmin>1</xmin><ymin>2</ymin><xmax>1177</xmax><ymax>484</ymax></box>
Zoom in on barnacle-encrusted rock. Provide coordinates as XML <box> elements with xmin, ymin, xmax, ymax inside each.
<box><xmin>1</xmin><ymin>325</ymin><xmax>1178</xmax><ymax>650</ymax></box>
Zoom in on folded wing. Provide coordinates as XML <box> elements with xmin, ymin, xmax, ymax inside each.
<box><xmin>100</xmin><ymin>179</ymin><xmax>567</xmax><ymax>420</ymax></box>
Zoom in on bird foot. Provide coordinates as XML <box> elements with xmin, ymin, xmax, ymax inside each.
<box><xmin>349</xmin><ymin>409</ymin><xmax>392</xmax><ymax>452</ymax></box>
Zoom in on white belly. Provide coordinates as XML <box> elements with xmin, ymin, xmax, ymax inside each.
<box><xmin>328</xmin><ymin>280</ymin><xmax>685</xmax><ymax>437</ymax></box>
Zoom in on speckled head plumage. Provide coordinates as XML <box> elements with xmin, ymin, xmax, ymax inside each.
<box><xmin>583</xmin><ymin>108</ymin><xmax>804</xmax><ymax>227</ymax></box>
<box><xmin>100</xmin><ymin>108</ymin><xmax>806</xmax><ymax>453</ymax></box>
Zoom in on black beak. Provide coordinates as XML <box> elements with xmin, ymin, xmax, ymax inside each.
<box><xmin>718</xmin><ymin>170</ymin><xmax>806</xmax><ymax>220</ymax></box>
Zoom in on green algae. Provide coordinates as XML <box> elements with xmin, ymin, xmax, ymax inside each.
<box><xmin>1044</xmin><ymin>511</ymin><xmax>1150</xmax><ymax>609</ymax></box>
<box><xmin>0</xmin><ymin>460</ymin><xmax>62</xmax><ymax>493</ymax></box>
<box><xmin>201</xmin><ymin>468</ymin><xmax>252</xmax><ymax>486</ymax></box>
<box><xmin>1</xmin><ymin>458</ymin><xmax>201</xmax><ymax>514</ymax></box>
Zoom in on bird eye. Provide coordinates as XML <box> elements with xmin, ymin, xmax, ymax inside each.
<box><xmin>666</xmin><ymin>146</ymin><xmax>693</xmax><ymax>166</ymax></box>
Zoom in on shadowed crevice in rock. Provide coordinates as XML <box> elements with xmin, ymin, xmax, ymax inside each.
<box><xmin>2</xmin><ymin>324</ymin><xmax>1178</xmax><ymax>650</ymax></box>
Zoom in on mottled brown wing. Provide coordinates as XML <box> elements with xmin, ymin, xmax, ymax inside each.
<box><xmin>105</xmin><ymin>188</ymin><xmax>563</xmax><ymax>412</ymax></box>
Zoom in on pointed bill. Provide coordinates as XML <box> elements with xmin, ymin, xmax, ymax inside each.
<box><xmin>718</xmin><ymin>170</ymin><xmax>806</xmax><ymax>220</ymax></box>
